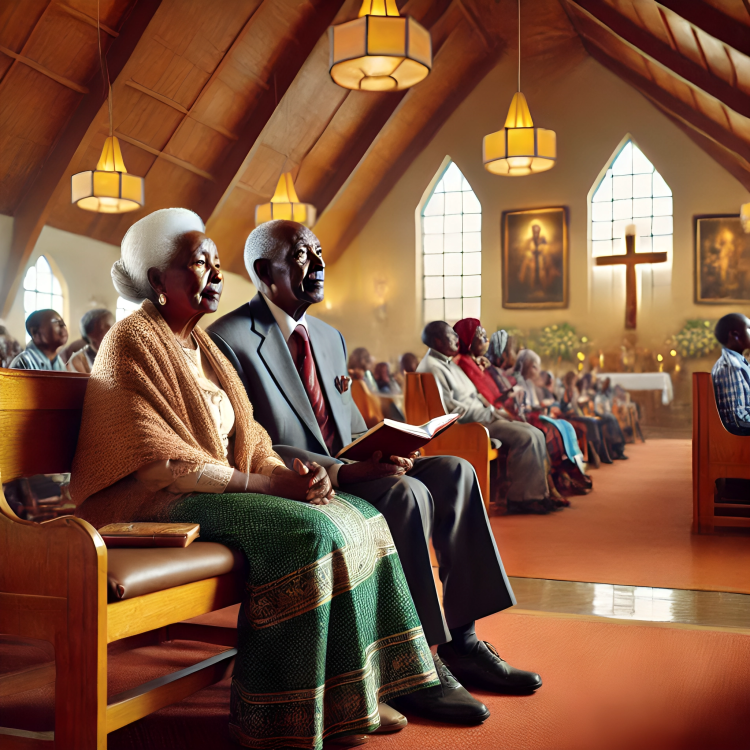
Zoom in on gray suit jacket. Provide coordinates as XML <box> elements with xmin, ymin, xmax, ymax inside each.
<box><xmin>207</xmin><ymin>294</ymin><xmax>367</xmax><ymax>457</ymax></box>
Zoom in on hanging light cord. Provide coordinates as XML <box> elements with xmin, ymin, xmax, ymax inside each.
<box><xmin>97</xmin><ymin>0</ymin><xmax>114</xmax><ymax>137</ymax></box>
<box><xmin>517</xmin><ymin>0</ymin><xmax>521</xmax><ymax>92</ymax></box>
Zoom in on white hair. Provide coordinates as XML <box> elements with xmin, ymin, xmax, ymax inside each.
<box><xmin>243</xmin><ymin>220</ymin><xmax>292</xmax><ymax>288</ymax></box>
<box><xmin>111</xmin><ymin>208</ymin><xmax>205</xmax><ymax>302</ymax></box>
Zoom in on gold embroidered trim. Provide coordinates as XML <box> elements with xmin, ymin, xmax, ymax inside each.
<box><xmin>244</xmin><ymin>498</ymin><xmax>396</xmax><ymax>630</ymax></box>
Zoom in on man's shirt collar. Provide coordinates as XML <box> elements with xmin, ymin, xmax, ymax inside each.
<box><xmin>428</xmin><ymin>348</ymin><xmax>452</xmax><ymax>363</ymax></box>
<box><xmin>261</xmin><ymin>293</ymin><xmax>308</xmax><ymax>342</ymax></box>
<box><xmin>26</xmin><ymin>341</ymin><xmax>60</xmax><ymax>368</ymax></box>
<box><xmin>723</xmin><ymin>347</ymin><xmax>749</xmax><ymax>366</ymax></box>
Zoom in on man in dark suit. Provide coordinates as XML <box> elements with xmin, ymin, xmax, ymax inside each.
<box><xmin>208</xmin><ymin>220</ymin><xmax>542</xmax><ymax>725</ymax></box>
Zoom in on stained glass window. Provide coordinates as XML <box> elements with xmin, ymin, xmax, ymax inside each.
<box><xmin>591</xmin><ymin>140</ymin><xmax>672</xmax><ymax>263</ymax></box>
<box><xmin>23</xmin><ymin>256</ymin><xmax>64</xmax><ymax>341</ymax></box>
<box><xmin>421</xmin><ymin>161</ymin><xmax>482</xmax><ymax>324</ymax></box>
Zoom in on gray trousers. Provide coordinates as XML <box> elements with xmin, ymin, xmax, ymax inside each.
<box><xmin>274</xmin><ymin>448</ymin><xmax>515</xmax><ymax>645</ymax></box>
<box><xmin>485</xmin><ymin>419</ymin><xmax>549</xmax><ymax>502</ymax></box>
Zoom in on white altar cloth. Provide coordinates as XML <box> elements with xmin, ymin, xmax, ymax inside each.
<box><xmin>598</xmin><ymin>372</ymin><xmax>674</xmax><ymax>406</ymax></box>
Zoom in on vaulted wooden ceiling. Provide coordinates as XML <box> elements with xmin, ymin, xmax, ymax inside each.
<box><xmin>0</xmin><ymin>0</ymin><xmax>748</xmax><ymax>314</ymax></box>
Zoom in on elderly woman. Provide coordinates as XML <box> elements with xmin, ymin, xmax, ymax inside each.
<box><xmin>70</xmin><ymin>209</ymin><xmax>436</xmax><ymax>750</ymax></box>
<box><xmin>513</xmin><ymin>349</ymin><xmax>591</xmax><ymax>498</ymax></box>
<box><xmin>66</xmin><ymin>308</ymin><xmax>114</xmax><ymax>373</ymax></box>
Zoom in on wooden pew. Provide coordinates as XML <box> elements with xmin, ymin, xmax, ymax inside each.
<box><xmin>404</xmin><ymin>373</ymin><xmax>497</xmax><ymax>510</ymax></box>
<box><xmin>0</xmin><ymin>368</ymin><xmax>243</xmax><ymax>749</ymax></box>
<box><xmin>693</xmin><ymin>372</ymin><xmax>750</xmax><ymax>533</ymax></box>
<box><xmin>350</xmin><ymin>379</ymin><xmax>384</xmax><ymax>429</ymax></box>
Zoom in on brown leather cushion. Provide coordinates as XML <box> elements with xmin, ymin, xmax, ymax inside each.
<box><xmin>107</xmin><ymin>542</ymin><xmax>245</xmax><ymax>602</ymax></box>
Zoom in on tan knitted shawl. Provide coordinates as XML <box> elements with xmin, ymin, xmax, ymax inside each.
<box><xmin>71</xmin><ymin>300</ymin><xmax>282</xmax><ymax>527</ymax></box>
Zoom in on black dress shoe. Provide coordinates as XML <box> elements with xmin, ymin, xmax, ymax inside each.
<box><xmin>507</xmin><ymin>499</ymin><xmax>551</xmax><ymax>515</ymax></box>
<box><xmin>389</xmin><ymin>654</ymin><xmax>490</xmax><ymax>725</ymax></box>
<box><xmin>439</xmin><ymin>641</ymin><xmax>543</xmax><ymax>694</ymax></box>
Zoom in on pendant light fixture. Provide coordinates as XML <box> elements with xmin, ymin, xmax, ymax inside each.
<box><xmin>741</xmin><ymin>201</ymin><xmax>750</xmax><ymax>233</ymax></box>
<box><xmin>328</xmin><ymin>0</ymin><xmax>432</xmax><ymax>92</ymax></box>
<box><xmin>71</xmin><ymin>2</ymin><xmax>144</xmax><ymax>213</ymax></box>
<box><xmin>482</xmin><ymin>0</ymin><xmax>556</xmax><ymax>176</ymax></box>
<box><xmin>255</xmin><ymin>172</ymin><xmax>317</xmax><ymax>227</ymax></box>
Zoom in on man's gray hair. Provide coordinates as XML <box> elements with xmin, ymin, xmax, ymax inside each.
<box><xmin>80</xmin><ymin>308</ymin><xmax>112</xmax><ymax>343</ymax></box>
<box><xmin>111</xmin><ymin>208</ymin><xmax>204</xmax><ymax>302</ymax></box>
<box><xmin>243</xmin><ymin>220</ymin><xmax>290</xmax><ymax>288</ymax></box>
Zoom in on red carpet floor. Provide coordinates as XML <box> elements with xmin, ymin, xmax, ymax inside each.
<box><xmin>492</xmin><ymin>439</ymin><xmax>750</xmax><ymax>594</ymax></box>
<box><xmin>5</xmin><ymin>607</ymin><xmax>744</xmax><ymax>750</ymax></box>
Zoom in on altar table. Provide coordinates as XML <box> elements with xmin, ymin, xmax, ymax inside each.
<box><xmin>598</xmin><ymin>372</ymin><xmax>674</xmax><ymax>406</ymax></box>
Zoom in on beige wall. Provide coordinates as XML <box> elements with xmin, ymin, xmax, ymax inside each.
<box><xmin>315</xmin><ymin>54</ymin><xmax>749</xmax><ymax>368</ymax></box>
<box><xmin>0</xmin><ymin>218</ymin><xmax>255</xmax><ymax>345</ymax></box>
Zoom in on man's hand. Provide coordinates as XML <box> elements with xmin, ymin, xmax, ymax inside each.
<box><xmin>476</xmin><ymin>355</ymin><xmax>491</xmax><ymax>371</ymax></box>
<box><xmin>338</xmin><ymin>450</ymin><xmax>419</xmax><ymax>486</ymax></box>
<box><xmin>270</xmin><ymin>461</ymin><xmax>335</xmax><ymax>505</ymax></box>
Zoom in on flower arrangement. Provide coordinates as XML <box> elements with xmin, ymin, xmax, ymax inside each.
<box><xmin>670</xmin><ymin>319</ymin><xmax>719</xmax><ymax>359</ymax></box>
<box><xmin>534</xmin><ymin>323</ymin><xmax>589</xmax><ymax>361</ymax></box>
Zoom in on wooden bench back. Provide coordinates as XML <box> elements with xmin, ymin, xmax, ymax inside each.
<box><xmin>404</xmin><ymin>372</ymin><xmax>447</xmax><ymax>424</ymax></box>
<box><xmin>350</xmin><ymin>379</ymin><xmax>384</xmax><ymax>428</ymax></box>
<box><xmin>0</xmin><ymin>367</ymin><xmax>89</xmax><ymax>483</ymax></box>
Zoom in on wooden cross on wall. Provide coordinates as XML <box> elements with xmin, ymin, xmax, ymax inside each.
<box><xmin>595</xmin><ymin>232</ymin><xmax>667</xmax><ymax>330</ymax></box>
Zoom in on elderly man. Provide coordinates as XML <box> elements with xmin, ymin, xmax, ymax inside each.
<box><xmin>417</xmin><ymin>321</ymin><xmax>551</xmax><ymax>514</ymax></box>
<box><xmin>712</xmin><ymin>313</ymin><xmax>750</xmax><ymax>435</ymax></box>
<box><xmin>66</xmin><ymin>308</ymin><xmax>114</xmax><ymax>373</ymax></box>
<box><xmin>208</xmin><ymin>220</ymin><xmax>542</xmax><ymax>726</ymax></box>
<box><xmin>9</xmin><ymin>309</ymin><xmax>68</xmax><ymax>371</ymax></box>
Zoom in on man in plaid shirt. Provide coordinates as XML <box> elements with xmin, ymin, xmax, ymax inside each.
<box><xmin>711</xmin><ymin>313</ymin><xmax>750</xmax><ymax>435</ymax></box>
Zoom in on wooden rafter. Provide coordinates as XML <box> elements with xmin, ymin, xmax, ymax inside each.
<box><xmin>569</xmin><ymin>0</ymin><xmax>750</xmax><ymax>119</ymax></box>
<box><xmin>581</xmin><ymin>38</ymin><xmax>750</xmax><ymax>167</ymax></box>
<box><xmin>0</xmin><ymin>43</ymin><xmax>89</xmax><ymax>94</ymax></box>
<box><xmin>114</xmin><ymin>131</ymin><xmax>215</xmax><ymax>181</ymax></box>
<box><xmin>57</xmin><ymin>3</ymin><xmax>119</xmax><ymax>37</ymax></box>
<box><xmin>656</xmin><ymin>0</ymin><xmax>750</xmax><ymax>58</ymax></box>
<box><xmin>0</xmin><ymin>0</ymin><xmax>163</xmax><ymax>317</ymax></box>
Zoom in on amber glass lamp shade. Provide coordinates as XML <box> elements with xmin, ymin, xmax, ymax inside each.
<box><xmin>255</xmin><ymin>173</ymin><xmax>317</xmax><ymax>227</ymax></box>
<box><xmin>483</xmin><ymin>92</ymin><xmax>556</xmax><ymax>176</ymax></box>
<box><xmin>71</xmin><ymin>136</ymin><xmax>144</xmax><ymax>213</ymax></box>
<box><xmin>329</xmin><ymin>0</ymin><xmax>432</xmax><ymax>92</ymax></box>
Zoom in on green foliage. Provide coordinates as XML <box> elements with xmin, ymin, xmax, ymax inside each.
<box><xmin>670</xmin><ymin>319</ymin><xmax>719</xmax><ymax>359</ymax></box>
<box><xmin>534</xmin><ymin>323</ymin><xmax>589</xmax><ymax>362</ymax></box>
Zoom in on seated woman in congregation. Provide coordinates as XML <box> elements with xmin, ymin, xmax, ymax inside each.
<box><xmin>593</xmin><ymin>377</ymin><xmax>630</xmax><ymax>457</ymax></box>
<box><xmin>70</xmin><ymin>209</ymin><xmax>437</xmax><ymax>750</ymax></box>
<box><xmin>513</xmin><ymin>349</ymin><xmax>591</xmax><ymax>497</ymax></box>
<box><xmin>66</xmin><ymin>308</ymin><xmax>114</xmax><ymax>373</ymax></box>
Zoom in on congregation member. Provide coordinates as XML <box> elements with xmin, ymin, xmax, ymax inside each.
<box><xmin>66</xmin><ymin>308</ymin><xmax>114</xmax><ymax>373</ymax></box>
<box><xmin>9</xmin><ymin>309</ymin><xmax>68</xmax><ymax>371</ymax></box>
<box><xmin>560</xmin><ymin>370</ymin><xmax>613</xmax><ymax>465</ymax></box>
<box><xmin>416</xmin><ymin>320</ymin><xmax>551</xmax><ymax>514</ymax></box>
<box><xmin>374</xmin><ymin>361</ymin><xmax>401</xmax><ymax>394</ymax></box>
<box><xmin>71</xmin><ymin>209</ymin><xmax>438</xmax><ymax>749</ymax></box>
<box><xmin>593</xmin><ymin>377</ymin><xmax>630</xmax><ymax>457</ymax></box>
<box><xmin>711</xmin><ymin>312</ymin><xmax>750</xmax><ymax>435</ymax></box>
<box><xmin>0</xmin><ymin>325</ymin><xmax>21</xmax><ymax>368</ymax></box>
<box><xmin>208</xmin><ymin>219</ymin><xmax>542</xmax><ymax>727</ymax></box>
<box><xmin>452</xmin><ymin>318</ymin><xmax>506</xmax><ymax>409</ymax></box>
<box><xmin>393</xmin><ymin>351</ymin><xmax>419</xmax><ymax>390</ymax></box>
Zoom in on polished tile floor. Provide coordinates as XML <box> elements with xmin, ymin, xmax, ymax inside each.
<box><xmin>509</xmin><ymin>576</ymin><xmax>750</xmax><ymax>629</ymax></box>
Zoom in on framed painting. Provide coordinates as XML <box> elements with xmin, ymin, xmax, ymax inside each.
<box><xmin>502</xmin><ymin>207</ymin><xmax>568</xmax><ymax>308</ymax></box>
<box><xmin>695</xmin><ymin>215</ymin><xmax>750</xmax><ymax>303</ymax></box>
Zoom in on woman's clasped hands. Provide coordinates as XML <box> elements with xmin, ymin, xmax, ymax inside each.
<box><xmin>271</xmin><ymin>459</ymin><xmax>335</xmax><ymax>505</ymax></box>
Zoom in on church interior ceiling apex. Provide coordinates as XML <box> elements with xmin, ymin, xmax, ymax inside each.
<box><xmin>0</xmin><ymin>0</ymin><xmax>749</xmax><ymax>314</ymax></box>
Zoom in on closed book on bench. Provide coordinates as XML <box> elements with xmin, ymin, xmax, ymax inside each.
<box><xmin>336</xmin><ymin>414</ymin><xmax>460</xmax><ymax>462</ymax></box>
<box><xmin>98</xmin><ymin>522</ymin><xmax>200</xmax><ymax>548</ymax></box>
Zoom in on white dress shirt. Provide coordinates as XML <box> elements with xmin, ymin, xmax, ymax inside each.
<box><xmin>261</xmin><ymin>293</ymin><xmax>342</xmax><ymax>486</ymax></box>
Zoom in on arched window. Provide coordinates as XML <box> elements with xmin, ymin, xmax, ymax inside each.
<box><xmin>116</xmin><ymin>296</ymin><xmax>140</xmax><ymax>322</ymax></box>
<box><xmin>591</xmin><ymin>138</ymin><xmax>672</xmax><ymax>269</ymax></box>
<box><xmin>23</xmin><ymin>256</ymin><xmax>64</xmax><ymax>340</ymax></box>
<box><xmin>422</xmin><ymin>161</ymin><xmax>482</xmax><ymax>324</ymax></box>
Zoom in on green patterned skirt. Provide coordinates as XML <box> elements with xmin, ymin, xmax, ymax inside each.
<box><xmin>168</xmin><ymin>491</ymin><xmax>437</xmax><ymax>750</ymax></box>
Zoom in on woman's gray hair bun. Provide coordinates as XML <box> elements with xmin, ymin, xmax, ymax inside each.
<box><xmin>112</xmin><ymin>208</ymin><xmax>205</xmax><ymax>302</ymax></box>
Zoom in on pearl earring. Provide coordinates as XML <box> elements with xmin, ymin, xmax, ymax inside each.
<box><xmin>158</xmin><ymin>293</ymin><xmax>167</xmax><ymax>306</ymax></box>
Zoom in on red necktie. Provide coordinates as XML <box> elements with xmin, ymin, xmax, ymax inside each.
<box><xmin>289</xmin><ymin>324</ymin><xmax>336</xmax><ymax>451</ymax></box>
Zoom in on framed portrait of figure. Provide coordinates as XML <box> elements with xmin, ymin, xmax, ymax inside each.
<box><xmin>695</xmin><ymin>215</ymin><xmax>750</xmax><ymax>303</ymax></box>
<box><xmin>502</xmin><ymin>207</ymin><xmax>568</xmax><ymax>308</ymax></box>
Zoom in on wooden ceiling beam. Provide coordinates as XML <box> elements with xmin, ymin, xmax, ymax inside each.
<box><xmin>114</xmin><ymin>131</ymin><xmax>215</xmax><ymax>181</ymax></box>
<box><xmin>197</xmin><ymin>0</ymin><xmax>348</xmax><ymax>224</ymax></box>
<box><xmin>0</xmin><ymin>0</ymin><xmax>162</xmax><ymax>317</ymax></box>
<box><xmin>656</xmin><ymin>0</ymin><xmax>750</xmax><ymax>58</ymax></box>
<box><xmin>580</xmin><ymin>37</ymin><xmax>750</xmax><ymax>166</ymax></box>
<box><xmin>57</xmin><ymin>2</ymin><xmax>119</xmax><ymax>37</ymax></box>
<box><xmin>569</xmin><ymin>0</ymin><xmax>750</xmax><ymax>119</ymax></box>
<box><xmin>0</xmin><ymin>43</ymin><xmax>89</xmax><ymax>94</ymax></box>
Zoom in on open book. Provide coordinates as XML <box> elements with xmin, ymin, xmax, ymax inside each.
<box><xmin>98</xmin><ymin>523</ymin><xmax>200</xmax><ymax>548</ymax></box>
<box><xmin>336</xmin><ymin>413</ymin><xmax>460</xmax><ymax>462</ymax></box>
